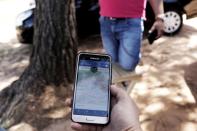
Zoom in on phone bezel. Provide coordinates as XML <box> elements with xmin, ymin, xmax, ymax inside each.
<box><xmin>71</xmin><ymin>52</ymin><xmax>112</xmax><ymax>125</ymax></box>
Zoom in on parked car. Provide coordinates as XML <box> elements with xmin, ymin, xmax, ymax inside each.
<box><xmin>16</xmin><ymin>0</ymin><xmax>195</xmax><ymax>43</ymax></box>
<box><xmin>15</xmin><ymin>0</ymin><xmax>100</xmax><ymax>43</ymax></box>
<box><xmin>145</xmin><ymin>0</ymin><xmax>192</xmax><ymax>36</ymax></box>
<box><xmin>16</xmin><ymin>9</ymin><xmax>34</xmax><ymax>43</ymax></box>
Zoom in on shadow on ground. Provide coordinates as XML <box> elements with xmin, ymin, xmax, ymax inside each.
<box><xmin>0</xmin><ymin>18</ymin><xmax>197</xmax><ymax>130</ymax></box>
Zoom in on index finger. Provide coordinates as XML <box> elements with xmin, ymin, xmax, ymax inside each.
<box><xmin>65</xmin><ymin>98</ymin><xmax>72</xmax><ymax>107</ymax></box>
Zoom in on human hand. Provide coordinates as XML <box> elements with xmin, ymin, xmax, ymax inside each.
<box><xmin>67</xmin><ymin>85</ymin><xmax>142</xmax><ymax>131</ymax></box>
<box><xmin>149</xmin><ymin>18</ymin><xmax>164</xmax><ymax>39</ymax></box>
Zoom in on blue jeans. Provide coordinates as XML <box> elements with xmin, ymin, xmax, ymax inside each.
<box><xmin>99</xmin><ymin>16</ymin><xmax>144</xmax><ymax>71</ymax></box>
<box><xmin>0</xmin><ymin>127</ymin><xmax>6</xmax><ymax>131</ymax></box>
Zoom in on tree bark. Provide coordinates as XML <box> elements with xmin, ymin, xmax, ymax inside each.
<box><xmin>0</xmin><ymin>0</ymin><xmax>77</xmax><ymax>128</ymax></box>
<box><xmin>184</xmin><ymin>62</ymin><xmax>197</xmax><ymax>105</ymax></box>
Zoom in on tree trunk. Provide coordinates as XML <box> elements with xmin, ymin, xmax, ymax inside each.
<box><xmin>184</xmin><ymin>62</ymin><xmax>197</xmax><ymax>105</ymax></box>
<box><xmin>0</xmin><ymin>0</ymin><xmax>77</xmax><ymax>128</ymax></box>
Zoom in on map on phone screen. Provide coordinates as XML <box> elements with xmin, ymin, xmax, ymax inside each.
<box><xmin>74</xmin><ymin>59</ymin><xmax>110</xmax><ymax>116</ymax></box>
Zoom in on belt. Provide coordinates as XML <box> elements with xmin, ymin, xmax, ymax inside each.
<box><xmin>104</xmin><ymin>16</ymin><xmax>127</xmax><ymax>20</ymax></box>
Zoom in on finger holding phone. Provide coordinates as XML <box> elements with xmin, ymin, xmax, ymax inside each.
<box><xmin>148</xmin><ymin>17</ymin><xmax>164</xmax><ymax>45</ymax></box>
<box><xmin>149</xmin><ymin>0</ymin><xmax>165</xmax><ymax>39</ymax></box>
<box><xmin>149</xmin><ymin>17</ymin><xmax>165</xmax><ymax>39</ymax></box>
<box><xmin>72</xmin><ymin>53</ymin><xmax>112</xmax><ymax>125</ymax></box>
<box><xmin>70</xmin><ymin>52</ymin><xmax>142</xmax><ymax>131</ymax></box>
<box><xmin>69</xmin><ymin>85</ymin><xmax>142</xmax><ymax>131</ymax></box>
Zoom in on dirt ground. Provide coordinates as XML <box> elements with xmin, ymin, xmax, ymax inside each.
<box><xmin>0</xmin><ymin>0</ymin><xmax>197</xmax><ymax>130</ymax></box>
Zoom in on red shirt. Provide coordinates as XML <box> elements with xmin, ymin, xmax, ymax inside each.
<box><xmin>99</xmin><ymin>0</ymin><xmax>147</xmax><ymax>18</ymax></box>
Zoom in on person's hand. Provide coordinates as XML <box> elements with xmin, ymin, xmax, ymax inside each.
<box><xmin>149</xmin><ymin>18</ymin><xmax>164</xmax><ymax>39</ymax></box>
<box><xmin>66</xmin><ymin>85</ymin><xmax>142</xmax><ymax>131</ymax></box>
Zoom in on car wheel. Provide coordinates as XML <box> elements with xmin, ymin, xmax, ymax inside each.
<box><xmin>17</xmin><ymin>33</ymin><xmax>27</xmax><ymax>43</ymax></box>
<box><xmin>163</xmin><ymin>9</ymin><xmax>183</xmax><ymax>36</ymax></box>
<box><xmin>17</xmin><ymin>28</ymin><xmax>33</xmax><ymax>44</ymax></box>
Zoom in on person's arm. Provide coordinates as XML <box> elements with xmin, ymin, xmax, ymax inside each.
<box><xmin>149</xmin><ymin>0</ymin><xmax>164</xmax><ymax>18</ymax></box>
<box><xmin>149</xmin><ymin>0</ymin><xmax>164</xmax><ymax>38</ymax></box>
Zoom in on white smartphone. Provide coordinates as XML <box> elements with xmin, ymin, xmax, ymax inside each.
<box><xmin>72</xmin><ymin>52</ymin><xmax>112</xmax><ymax>124</ymax></box>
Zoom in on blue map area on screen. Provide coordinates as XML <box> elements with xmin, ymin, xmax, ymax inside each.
<box><xmin>74</xmin><ymin>59</ymin><xmax>110</xmax><ymax>117</ymax></box>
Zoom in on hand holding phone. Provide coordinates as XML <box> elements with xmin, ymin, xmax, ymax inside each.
<box><xmin>69</xmin><ymin>85</ymin><xmax>142</xmax><ymax>131</ymax></box>
<box><xmin>72</xmin><ymin>52</ymin><xmax>111</xmax><ymax>124</ymax></box>
<box><xmin>147</xmin><ymin>30</ymin><xmax>158</xmax><ymax>45</ymax></box>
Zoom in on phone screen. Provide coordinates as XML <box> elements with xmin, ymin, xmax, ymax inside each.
<box><xmin>73</xmin><ymin>53</ymin><xmax>111</xmax><ymax>119</ymax></box>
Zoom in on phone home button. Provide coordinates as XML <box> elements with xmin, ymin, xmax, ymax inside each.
<box><xmin>86</xmin><ymin>117</ymin><xmax>94</xmax><ymax>121</ymax></box>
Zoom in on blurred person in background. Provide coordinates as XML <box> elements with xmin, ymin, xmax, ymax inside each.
<box><xmin>99</xmin><ymin>0</ymin><xmax>164</xmax><ymax>71</ymax></box>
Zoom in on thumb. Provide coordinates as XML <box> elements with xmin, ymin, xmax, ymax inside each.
<box><xmin>110</xmin><ymin>85</ymin><xmax>127</xmax><ymax>100</ymax></box>
<box><xmin>149</xmin><ymin>23</ymin><xmax>156</xmax><ymax>33</ymax></box>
